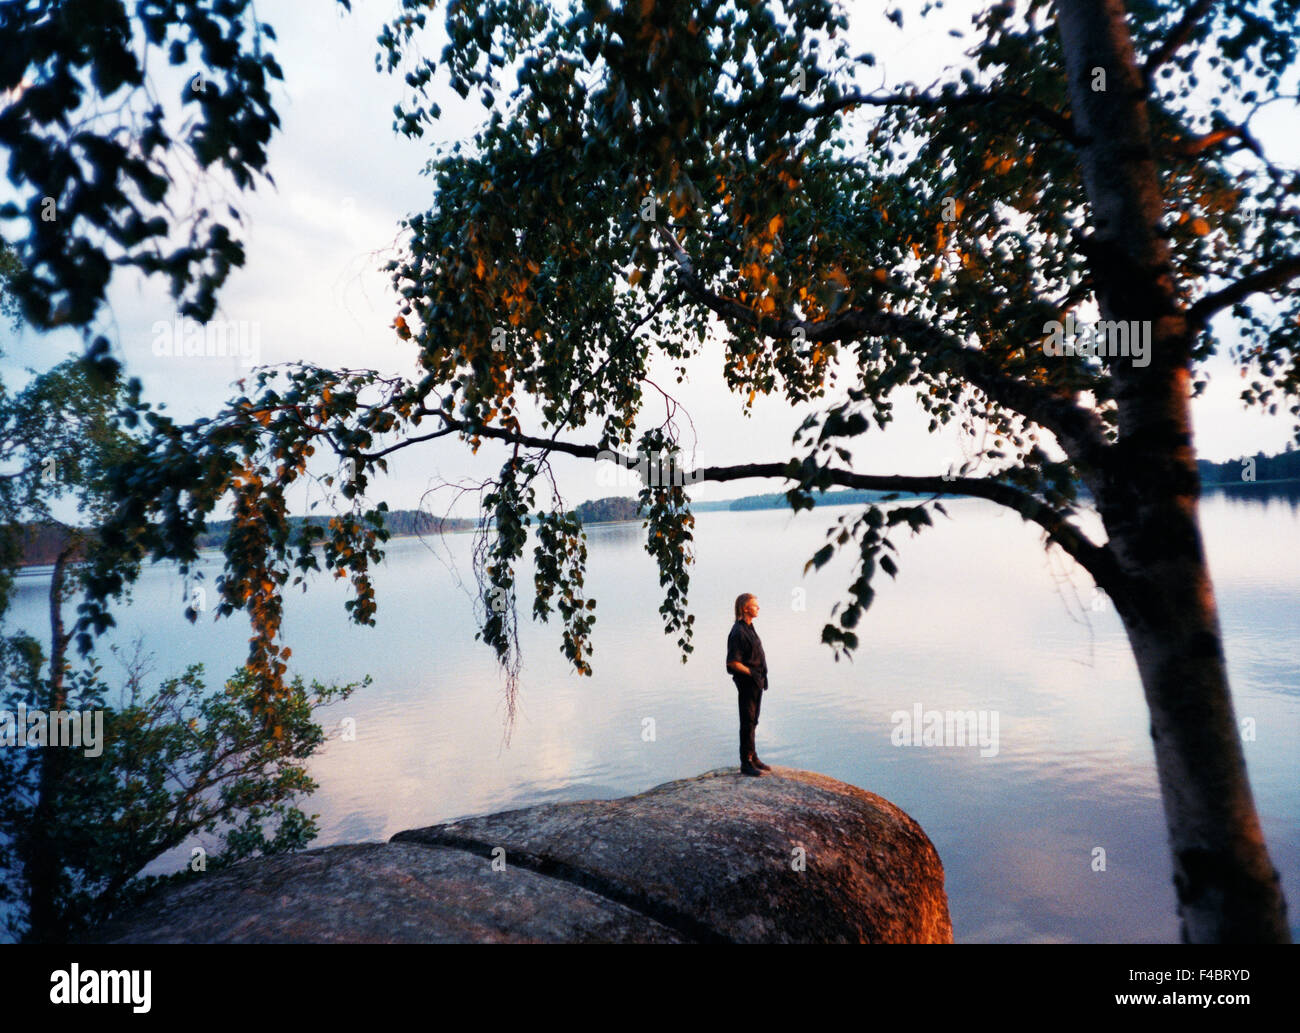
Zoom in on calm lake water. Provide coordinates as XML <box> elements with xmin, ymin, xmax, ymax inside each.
<box><xmin>8</xmin><ymin>490</ymin><xmax>1299</xmax><ymax>943</ymax></box>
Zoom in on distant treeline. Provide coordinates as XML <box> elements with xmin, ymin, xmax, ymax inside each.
<box><xmin>569</xmin><ymin>487</ymin><xmax>909</xmax><ymax>520</ymax></box>
<box><xmin>16</xmin><ymin>452</ymin><xmax>1298</xmax><ymax>566</ymax></box>
<box><xmin>572</xmin><ymin>496</ymin><xmax>642</xmax><ymax>522</ymax></box>
<box><xmin>720</xmin><ymin>488</ymin><xmax>908</xmax><ymax>511</ymax></box>
<box><xmin>192</xmin><ymin>508</ymin><xmax>477</xmax><ymax>549</ymax></box>
<box><xmin>569</xmin><ymin>450</ymin><xmax>1300</xmax><ymax>523</ymax></box>
<box><xmin>1198</xmin><ymin>449</ymin><xmax>1300</xmax><ymax>485</ymax></box>
<box><xmin>16</xmin><ymin>509</ymin><xmax>477</xmax><ymax>568</ymax></box>
<box><xmin>12</xmin><ymin>523</ymin><xmax>86</xmax><ymax>567</ymax></box>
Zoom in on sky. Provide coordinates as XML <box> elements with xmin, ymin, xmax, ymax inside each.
<box><xmin>2</xmin><ymin>0</ymin><xmax>1296</xmax><ymax>522</ymax></box>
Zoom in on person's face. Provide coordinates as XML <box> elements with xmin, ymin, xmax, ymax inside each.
<box><xmin>745</xmin><ymin>598</ymin><xmax>760</xmax><ymax>620</ymax></box>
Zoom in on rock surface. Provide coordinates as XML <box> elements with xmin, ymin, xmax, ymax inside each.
<box><xmin>94</xmin><ymin>767</ymin><xmax>952</xmax><ymax>943</ymax></box>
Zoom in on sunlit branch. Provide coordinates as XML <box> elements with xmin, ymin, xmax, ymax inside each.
<box><xmin>1174</xmin><ymin>123</ymin><xmax>1265</xmax><ymax>159</ymax></box>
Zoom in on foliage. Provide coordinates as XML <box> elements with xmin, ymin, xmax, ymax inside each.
<box><xmin>8</xmin><ymin>0</ymin><xmax>1294</xmax><ymax>939</ymax></box>
<box><xmin>76</xmin><ymin>366</ymin><xmax>399</xmax><ymax>726</ymax></box>
<box><xmin>0</xmin><ymin>240</ymin><xmax>361</xmax><ymax>946</ymax></box>
<box><xmin>0</xmin><ymin>357</ymin><xmax>134</xmax><ymax>615</ymax></box>
<box><xmin>0</xmin><ymin>239</ymin><xmax>22</xmax><ymax>331</ymax></box>
<box><xmin>1198</xmin><ymin>446</ymin><xmax>1300</xmax><ymax>483</ymax></box>
<box><xmin>0</xmin><ymin>0</ymin><xmax>353</xmax><ymax>335</ymax></box>
<box><xmin>0</xmin><ymin>636</ymin><xmax>362</xmax><ymax>942</ymax></box>
<box><xmin>191</xmin><ymin>506</ymin><xmax>477</xmax><ymax>550</ymax></box>
<box><xmin>70</xmin><ymin>0</ymin><xmax>1300</xmax><ymax>711</ymax></box>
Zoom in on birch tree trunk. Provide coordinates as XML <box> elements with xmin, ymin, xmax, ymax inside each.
<box><xmin>27</xmin><ymin>544</ymin><xmax>74</xmax><ymax>942</ymax></box>
<box><xmin>1056</xmin><ymin>0</ymin><xmax>1289</xmax><ymax>942</ymax></box>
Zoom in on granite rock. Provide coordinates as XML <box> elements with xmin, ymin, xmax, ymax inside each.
<box><xmin>94</xmin><ymin>767</ymin><xmax>952</xmax><ymax>943</ymax></box>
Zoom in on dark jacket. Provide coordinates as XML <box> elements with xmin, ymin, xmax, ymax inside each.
<box><xmin>726</xmin><ymin>619</ymin><xmax>768</xmax><ymax>691</ymax></box>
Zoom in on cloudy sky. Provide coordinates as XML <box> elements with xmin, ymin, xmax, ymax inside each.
<box><xmin>4</xmin><ymin>0</ymin><xmax>1295</xmax><ymax>521</ymax></box>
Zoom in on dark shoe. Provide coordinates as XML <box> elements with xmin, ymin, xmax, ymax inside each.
<box><xmin>751</xmin><ymin>756</ymin><xmax>772</xmax><ymax>771</ymax></box>
<box><xmin>740</xmin><ymin>762</ymin><xmax>763</xmax><ymax>777</ymax></box>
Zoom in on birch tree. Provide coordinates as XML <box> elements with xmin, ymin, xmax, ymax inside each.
<box><xmin>80</xmin><ymin>0</ymin><xmax>1296</xmax><ymax>941</ymax></box>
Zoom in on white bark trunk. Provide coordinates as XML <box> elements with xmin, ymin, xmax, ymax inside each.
<box><xmin>1056</xmin><ymin>0</ymin><xmax>1290</xmax><ymax>941</ymax></box>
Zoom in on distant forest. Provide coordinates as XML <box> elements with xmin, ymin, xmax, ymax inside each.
<box><xmin>572</xmin><ymin>496</ymin><xmax>641</xmax><ymax>522</ymax></box>
<box><xmin>571</xmin><ymin>449</ymin><xmax>1300</xmax><ymax>520</ymax></box>
<box><xmin>12</xmin><ymin>523</ymin><xmax>88</xmax><ymax>567</ymax></box>
<box><xmin>16</xmin><ymin>508</ymin><xmax>477</xmax><ymax>569</ymax></box>
<box><xmin>15</xmin><ymin>450</ymin><xmax>1297</xmax><ymax>566</ymax></box>
<box><xmin>190</xmin><ymin>508</ymin><xmax>477</xmax><ymax>549</ymax></box>
<box><xmin>1197</xmin><ymin>448</ymin><xmax>1300</xmax><ymax>484</ymax></box>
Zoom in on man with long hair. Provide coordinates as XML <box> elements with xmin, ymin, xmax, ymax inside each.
<box><xmin>726</xmin><ymin>593</ymin><xmax>770</xmax><ymax>777</ymax></box>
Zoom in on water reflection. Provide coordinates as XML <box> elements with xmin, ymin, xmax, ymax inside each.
<box><xmin>4</xmin><ymin>491</ymin><xmax>1296</xmax><ymax>943</ymax></box>
<box><xmin>1209</xmin><ymin>479</ymin><xmax>1300</xmax><ymax>512</ymax></box>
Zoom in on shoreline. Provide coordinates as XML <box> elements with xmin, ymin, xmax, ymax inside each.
<box><xmin>15</xmin><ymin>477</ymin><xmax>1298</xmax><ymax>573</ymax></box>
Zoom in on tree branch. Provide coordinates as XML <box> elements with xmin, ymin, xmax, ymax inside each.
<box><xmin>750</xmin><ymin>86</ymin><xmax>1080</xmax><ymax>145</ymax></box>
<box><xmin>697</xmin><ymin>460</ymin><xmax>1121</xmax><ymax>594</ymax></box>
<box><xmin>358</xmin><ymin>404</ymin><xmax>1121</xmax><ymax>596</ymax></box>
<box><xmin>360</xmin><ymin>424</ymin><xmax>460</xmax><ymax>461</ymax></box>
<box><xmin>1143</xmin><ymin>0</ymin><xmax>1214</xmax><ymax>84</ymax></box>
<box><xmin>1188</xmin><ymin>256</ymin><xmax>1300</xmax><ymax>326</ymax></box>
<box><xmin>654</xmin><ymin>226</ymin><xmax>1111</xmax><ymax>468</ymax></box>
<box><xmin>1174</xmin><ymin>123</ymin><xmax>1265</xmax><ymax>160</ymax></box>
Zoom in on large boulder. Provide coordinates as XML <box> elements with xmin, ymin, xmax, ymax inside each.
<box><xmin>94</xmin><ymin>767</ymin><xmax>952</xmax><ymax>943</ymax></box>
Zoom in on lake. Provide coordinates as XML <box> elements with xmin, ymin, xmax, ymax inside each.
<box><xmin>7</xmin><ymin>489</ymin><xmax>1299</xmax><ymax>943</ymax></box>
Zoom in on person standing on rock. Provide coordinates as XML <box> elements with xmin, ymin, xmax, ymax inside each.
<box><xmin>726</xmin><ymin>593</ymin><xmax>770</xmax><ymax>777</ymax></box>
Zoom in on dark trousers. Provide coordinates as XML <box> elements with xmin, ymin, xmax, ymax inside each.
<box><xmin>736</xmin><ymin>678</ymin><xmax>763</xmax><ymax>764</ymax></box>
